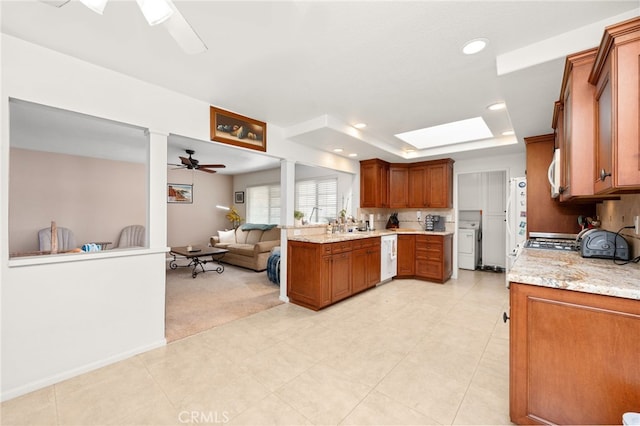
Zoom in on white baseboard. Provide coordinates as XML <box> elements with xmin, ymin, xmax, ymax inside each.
<box><xmin>1</xmin><ymin>338</ymin><xmax>166</xmax><ymax>402</ymax></box>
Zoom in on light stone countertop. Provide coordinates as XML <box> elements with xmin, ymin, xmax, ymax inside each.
<box><xmin>287</xmin><ymin>229</ymin><xmax>453</xmax><ymax>244</ymax></box>
<box><xmin>508</xmin><ymin>248</ymin><xmax>640</xmax><ymax>300</ymax></box>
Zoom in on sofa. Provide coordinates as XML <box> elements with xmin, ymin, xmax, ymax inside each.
<box><xmin>210</xmin><ymin>224</ymin><xmax>280</xmax><ymax>272</ymax></box>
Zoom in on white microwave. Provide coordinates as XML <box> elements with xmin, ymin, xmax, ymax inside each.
<box><xmin>547</xmin><ymin>148</ymin><xmax>561</xmax><ymax>198</ymax></box>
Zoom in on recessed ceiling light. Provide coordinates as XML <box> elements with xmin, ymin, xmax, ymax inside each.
<box><xmin>502</xmin><ymin>130</ymin><xmax>515</xmax><ymax>136</ymax></box>
<box><xmin>348</xmin><ymin>153</ymin><xmax>358</xmax><ymax>157</ymax></box>
<box><xmin>395</xmin><ymin>117</ymin><xmax>493</xmax><ymax>149</ymax></box>
<box><xmin>333</xmin><ymin>148</ymin><xmax>343</xmax><ymax>153</ymax></box>
<box><xmin>487</xmin><ymin>102</ymin><xmax>506</xmax><ymax>111</ymax></box>
<box><xmin>462</xmin><ymin>38</ymin><xmax>488</xmax><ymax>55</ymax></box>
<box><xmin>353</xmin><ymin>123</ymin><xmax>367</xmax><ymax>129</ymax></box>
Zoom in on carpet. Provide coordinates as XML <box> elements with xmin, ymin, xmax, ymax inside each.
<box><xmin>165</xmin><ymin>263</ymin><xmax>282</xmax><ymax>342</ymax></box>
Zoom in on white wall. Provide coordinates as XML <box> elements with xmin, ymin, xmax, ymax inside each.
<box><xmin>0</xmin><ymin>33</ymin><xmax>358</xmax><ymax>401</ymax></box>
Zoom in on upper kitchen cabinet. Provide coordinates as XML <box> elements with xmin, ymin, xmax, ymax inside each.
<box><xmin>525</xmin><ymin>134</ymin><xmax>595</xmax><ymax>235</ymax></box>
<box><xmin>389</xmin><ymin>164</ymin><xmax>409</xmax><ymax>208</ymax></box>
<box><xmin>360</xmin><ymin>159</ymin><xmax>389</xmax><ymax>208</ymax></box>
<box><xmin>556</xmin><ymin>48</ymin><xmax>599</xmax><ymax>201</ymax></box>
<box><xmin>408</xmin><ymin>159</ymin><xmax>455</xmax><ymax>208</ymax></box>
<box><xmin>589</xmin><ymin>17</ymin><xmax>640</xmax><ymax>194</ymax></box>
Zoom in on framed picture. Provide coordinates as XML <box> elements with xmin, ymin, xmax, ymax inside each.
<box><xmin>167</xmin><ymin>183</ymin><xmax>193</xmax><ymax>204</ymax></box>
<box><xmin>235</xmin><ymin>191</ymin><xmax>245</xmax><ymax>204</ymax></box>
<box><xmin>210</xmin><ymin>106</ymin><xmax>267</xmax><ymax>152</ymax></box>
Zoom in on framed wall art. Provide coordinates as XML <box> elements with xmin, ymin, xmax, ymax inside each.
<box><xmin>167</xmin><ymin>183</ymin><xmax>193</xmax><ymax>204</ymax></box>
<box><xmin>210</xmin><ymin>106</ymin><xmax>267</xmax><ymax>152</ymax></box>
<box><xmin>234</xmin><ymin>191</ymin><xmax>245</xmax><ymax>204</ymax></box>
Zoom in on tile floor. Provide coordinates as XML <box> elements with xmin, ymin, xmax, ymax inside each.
<box><xmin>1</xmin><ymin>270</ymin><xmax>513</xmax><ymax>425</ymax></box>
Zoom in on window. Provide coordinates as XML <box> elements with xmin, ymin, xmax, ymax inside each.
<box><xmin>246</xmin><ymin>184</ymin><xmax>280</xmax><ymax>224</ymax></box>
<box><xmin>295</xmin><ymin>178</ymin><xmax>337</xmax><ymax>223</ymax></box>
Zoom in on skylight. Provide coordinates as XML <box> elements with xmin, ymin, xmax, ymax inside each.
<box><xmin>395</xmin><ymin>117</ymin><xmax>493</xmax><ymax>149</ymax></box>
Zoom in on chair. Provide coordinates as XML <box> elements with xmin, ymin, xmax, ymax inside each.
<box><xmin>38</xmin><ymin>227</ymin><xmax>77</xmax><ymax>252</ymax></box>
<box><xmin>117</xmin><ymin>225</ymin><xmax>145</xmax><ymax>248</ymax></box>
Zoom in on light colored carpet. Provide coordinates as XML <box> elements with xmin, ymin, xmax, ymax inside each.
<box><xmin>165</xmin><ymin>263</ymin><xmax>282</xmax><ymax>342</ymax></box>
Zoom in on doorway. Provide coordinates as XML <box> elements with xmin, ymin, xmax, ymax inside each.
<box><xmin>457</xmin><ymin>170</ymin><xmax>506</xmax><ymax>270</ymax></box>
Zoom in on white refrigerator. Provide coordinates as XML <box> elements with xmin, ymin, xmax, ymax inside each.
<box><xmin>505</xmin><ymin>177</ymin><xmax>527</xmax><ymax>275</ymax></box>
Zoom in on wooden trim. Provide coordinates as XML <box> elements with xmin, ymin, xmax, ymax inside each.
<box><xmin>523</xmin><ymin>133</ymin><xmax>554</xmax><ymax>145</ymax></box>
<box><xmin>589</xmin><ymin>16</ymin><xmax>640</xmax><ymax>84</ymax></box>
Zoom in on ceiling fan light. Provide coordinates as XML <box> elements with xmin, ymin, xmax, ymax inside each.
<box><xmin>136</xmin><ymin>0</ymin><xmax>174</xmax><ymax>26</ymax></box>
<box><xmin>79</xmin><ymin>0</ymin><xmax>108</xmax><ymax>14</ymax></box>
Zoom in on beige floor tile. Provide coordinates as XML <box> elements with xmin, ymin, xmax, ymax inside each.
<box><xmin>453</xmin><ymin>381</ymin><xmax>512</xmax><ymax>425</ymax></box>
<box><xmin>227</xmin><ymin>394</ymin><xmax>312</xmax><ymax>425</ymax></box>
<box><xmin>174</xmin><ymin>368</ymin><xmax>270</xmax><ymax>419</ymax></box>
<box><xmin>238</xmin><ymin>341</ymin><xmax>318</xmax><ymax>391</ymax></box>
<box><xmin>275</xmin><ymin>364</ymin><xmax>372</xmax><ymax>425</ymax></box>
<box><xmin>375</xmin><ymin>358</ymin><xmax>469</xmax><ymax>425</ymax></box>
<box><xmin>341</xmin><ymin>389</ymin><xmax>440</xmax><ymax>425</ymax></box>
<box><xmin>0</xmin><ymin>387</ymin><xmax>57</xmax><ymax>426</ymax></box>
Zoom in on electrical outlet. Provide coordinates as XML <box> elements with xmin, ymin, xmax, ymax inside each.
<box><xmin>417</xmin><ymin>211</ymin><xmax>421</xmax><ymax>221</ymax></box>
<box><xmin>635</xmin><ymin>215</ymin><xmax>640</xmax><ymax>235</ymax></box>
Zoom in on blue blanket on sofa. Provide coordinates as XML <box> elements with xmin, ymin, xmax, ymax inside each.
<box><xmin>241</xmin><ymin>223</ymin><xmax>277</xmax><ymax>231</ymax></box>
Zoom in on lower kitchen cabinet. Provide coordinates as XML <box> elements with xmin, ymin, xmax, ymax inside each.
<box><xmin>509</xmin><ymin>282</ymin><xmax>640</xmax><ymax>425</ymax></box>
<box><xmin>288</xmin><ymin>238</ymin><xmax>379</xmax><ymax>310</ymax></box>
<box><xmin>397</xmin><ymin>234</ymin><xmax>416</xmax><ymax>277</ymax></box>
<box><xmin>351</xmin><ymin>238</ymin><xmax>381</xmax><ymax>294</ymax></box>
<box><xmin>397</xmin><ymin>234</ymin><xmax>452</xmax><ymax>283</ymax></box>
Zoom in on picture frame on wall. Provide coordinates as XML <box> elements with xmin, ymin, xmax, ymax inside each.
<box><xmin>235</xmin><ymin>191</ymin><xmax>245</xmax><ymax>204</ymax></box>
<box><xmin>210</xmin><ymin>106</ymin><xmax>267</xmax><ymax>152</ymax></box>
<box><xmin>168</xmin><ymin>183</ymin><xmax>193</xmax><ymax>204</ymax></box>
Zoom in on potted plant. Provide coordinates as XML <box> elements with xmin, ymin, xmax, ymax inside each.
<box><xmin>225</xmin><ymin>206</ymin><xmax>243</xmax><ymax>229</ymax></box>
<box><xmin>294</xmin><ymin>210</ymin><xmax>305</xmax><ymax>226</ymax></box>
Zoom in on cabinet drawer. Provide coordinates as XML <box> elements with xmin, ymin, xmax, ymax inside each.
<box><xmin>352</xmin><ymin>237</ymin><xmax>377</xmax><ymax>250</ymax></box>
<box><xmin>332</xmin><ymin>241</ymin><xmax>353</xmax><ymax>253</ymax></box>
<box><xmin>416</xmin><ymin>260</ymin><xmax>442</xmax><ymax>279</ymax></box>
<box><xmin>322</xmin><ymin>244</ymin><xmax>332</xmax><ymax>255</ymax></box>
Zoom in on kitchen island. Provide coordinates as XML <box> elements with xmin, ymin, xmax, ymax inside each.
<box><xmin>507</xmin><ymin>248</ymin><xmax>640</xmax><ymax>425</ymax></box>
<box><xmin>287</xmin><ymin>229</ymin><xmax>453</xmax><ymax>310</ymax></box>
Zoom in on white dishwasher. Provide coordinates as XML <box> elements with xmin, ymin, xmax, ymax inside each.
<box><xmin>380</xmin><ymin>234</ymin><xmax>398</xmax><ymax>282</ymax></box>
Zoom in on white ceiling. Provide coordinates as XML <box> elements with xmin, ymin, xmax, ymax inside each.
<box><xmin>3</xmin><ymin>0</ymin><xmax>639</xmax><ymax>173</ymax></box>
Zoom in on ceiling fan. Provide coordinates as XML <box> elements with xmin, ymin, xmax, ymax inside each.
<box><xmin>169</xmin><ymin>149</ymin><xmax>226</xmax><ymax>174</ymax></box>
<box><xmin>40</xmin><ymin>0</ymin><xmax>207</xmax><ymax>55</ymax></box>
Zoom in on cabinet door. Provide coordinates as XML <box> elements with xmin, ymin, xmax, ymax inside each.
<box><xmin>397</xmin><ymin>235</ymin><xmax>415</xmax><ymax>277</ymax></box>
<box><xmin>389</xmin><ymin>166</ymin><xmax>409</xmax><ymax>208</ymax></box>
<box><xmin>510</xmin><ymin>283</ymin><xmax>640</xmax><ymax>425</ymax></box>
<box><xmin>408</xmin><ymin>166</ymin><xmax>426</xmax><ymax>207</ymax></box>
<box><xmin>351</xmin><ymin>247</ymin><xmax>368</xmax><ymax>294</ymax></box>
<box><xmin>331</xmin><ymin>252</ymin><xmax>352</xmax><ymax>302</ymax></box>
<box><xmin>360</xmin><ymin>160</ymin><xmax>389</xmax><ymax>208</ymax></box>
<box><xmin>366</xmin><ymin>244</ymin><xmax>381</xmax><ymax>287</ymax></box>
<box><xmin>594</xmin><ymin>75</ymin><xmax>613</xmax><ymax>193</ymax></box>
<box><xmin>425</xmin><ymin>163</ymin><xmax>448</xmax><ymax>208</ymax></box>
<box><xmin>287</xmin><ymin>241</ymin><xmax>323</xmax><ymax>309</ymax></box>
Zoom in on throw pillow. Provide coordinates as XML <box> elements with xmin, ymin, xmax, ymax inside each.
<box><xmin>218</xmin><ymin>230</ymin><xmax>236</xmax><ymax>244</ymax></box>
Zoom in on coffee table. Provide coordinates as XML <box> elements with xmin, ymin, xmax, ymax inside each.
<box><xmin>169</xmin><ymin>246</ymin><xmax>229</xmax><ymax>278</ymax></box>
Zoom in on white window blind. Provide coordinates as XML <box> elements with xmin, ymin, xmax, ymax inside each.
<box><xmin>246</xmin><ymin>184</ymin><xmax>280</xmax><ymax>224</ymax></box>
<box><xmin>295</xmin><ymin>178</ymin><xmax>337</xmax><ymax>223</ymax></box>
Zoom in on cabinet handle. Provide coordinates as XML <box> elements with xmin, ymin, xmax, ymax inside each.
<box><xmin>600</xmin><ymin>169</ymin><xmax>611</xmax><ymax>181</ymax></box>
<box><xmin>503</xmin><ymin>312</ymin><xmax>510</xmax><ymax>323</ymax></box>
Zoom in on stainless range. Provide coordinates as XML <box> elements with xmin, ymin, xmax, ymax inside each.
<box><xmin>525</xmin><ymin>232</ymin><xmax>579</xmax><ymax>251</ymax></box>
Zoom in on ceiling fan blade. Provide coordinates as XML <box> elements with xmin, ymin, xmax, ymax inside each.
<box><xmin>162</xmin><ymin>1</ymin><xmax>208</xmax><ymax>55</ymax></box>
<box><xmin>179</xmin><ymin>156</ymin><xmax>194</xmax><ymax>167</ymax></box>
<box><xmin>198</xmin><ymin>168</ymin><xmax>217</xmax><ymax>174</ymax></box>
<box><xmin>198</xmin><ymin>164</ymin><xmax>226</xmax><ymax>169</ymax></box>
<box><xmin>38</xmin><ymin>0</ymin><xmax>71</xmax><ymax>7</ymax></box>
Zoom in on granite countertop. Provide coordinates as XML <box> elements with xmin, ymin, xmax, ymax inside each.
<box><xmin>508</xmin><ymin>248</ymin><xmax>640</xmax><ymax>300</ymax></box>
<box><xmin>288</xmin><ymin>229</ymin><xmax>453</xmax><ymax>243</ymax></box>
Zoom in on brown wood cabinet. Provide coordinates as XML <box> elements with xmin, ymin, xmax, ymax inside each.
<box><xmin>524</xmin><ymin>134</ymin><xmax>595</xmax><ymax>235</ymax></box>
<box><xmin>556</xmin><ymin>48</ymin><xmax>599</xmax><ymax>201</ymax></box>
<box><xmin>589</xmin><ymin>17</ymin><xmax>640</xmax><ymax>194</ymax></box>
<box><xmin>361</xmin><ymin>158</ymin><xmax>454</xmax><ymax>209</ymax></box>
<box><xmin>351</xmin><ymin>238</ymin><xmax>381</xmax><ymax>294</ymax></box>
<box><xmin>415</xmin><ymin>234</ymin><xmax>452</xmax><ymax>283</ymax></box>
<box><xmin>360</xmin><ymin>159</ymin><xmax>389</xmax><ymax>208</ymax></box>
<box><xmin>389</xmin><ymin>165</ymin><xmax>409</xmax><ymax>208</ymax></box>
<box><xmin>509</xmin><ymin>282</ymin><xmax>640</xmax><ymax>425</ymax></box>
<box><xmin>396</xmin><ymin>233</ymin><xmax>451</xmax><ymax>283</ymax></box>
<box><xmin>288</xmin><ymin>237</ymin><xmax>380</xmax><ymax>310</ymax></box>
<box><xmin>396</xmin><ymin>234</ymin><xmax>415</xmax><ymax>277</ymax></box>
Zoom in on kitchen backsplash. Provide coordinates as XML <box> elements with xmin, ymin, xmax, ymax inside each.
<box><xmin>597</xmin><ymin>194</ymin><xmax>640</xmax><ymax>259</ymax></box>
<box><xmin>359</xmin><ymin>208</ymin><xmax>455</xmax><ymax>232</ymax></box>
